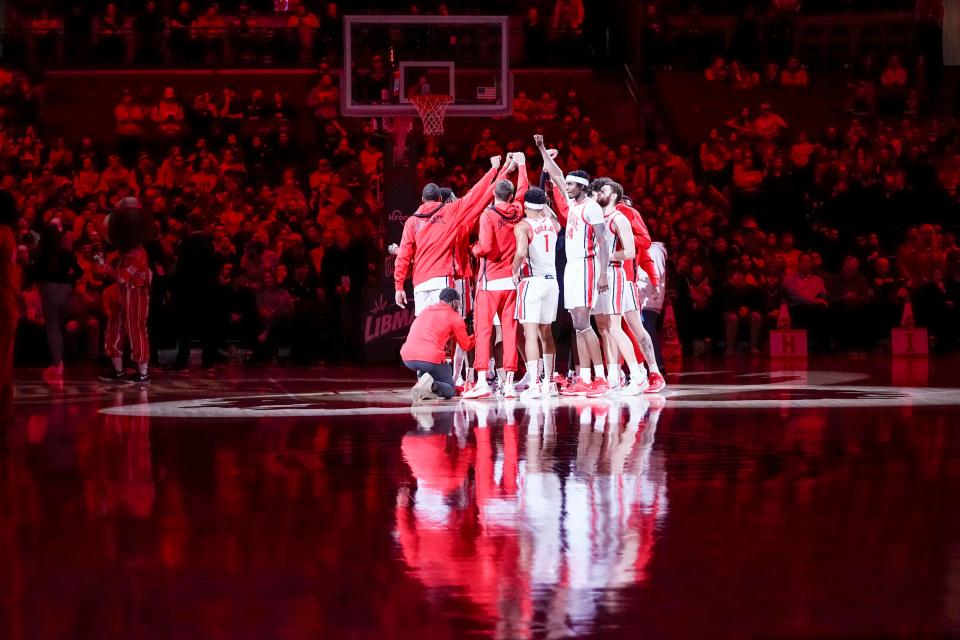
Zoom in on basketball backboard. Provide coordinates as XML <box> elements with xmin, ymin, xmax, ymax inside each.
<box><xmin>342</xmin><ymin>15</ymin><xmax>511</xmax><ymax>118</ymax></box>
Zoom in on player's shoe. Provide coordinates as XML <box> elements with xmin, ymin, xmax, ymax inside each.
<box><xmin>586</xmin><ymin>378</ymin><xmax>612</xmax><ymax>398</ymax></box>
<box><xmin>644</xmin><ymin>372</ymin><xmax>666</xmax><ymax>394</ymax></box>
<box><xmin>620</xmin><ymin>378</ymin><xmax>648</xmax><ymax>396</ymax></box>
<box><xmin>463</xmin><ymin>378</ymin><xmax>493</xmax><ymax>399</ymax></box>
<box><xmin>519</xmin><ymin>384</ymin><xmax>541</xmax><ymax>400</ymax></box>
<box><xmin>99</xmin><ymin>368</ymin><xmax>128</xmax><ymax>383</ymax></box>
<box><xmin>411</xmin><ymin>373</ymin><xmax>435</xmax><ymax>403</ymax></box>
<box><xmin>455</xmin><ymin>378</ymin><xmax>465</xmax><ymax>394</ymax></box>
<box><xmin>552</xmin><ymin>372</ymin><xmax>568</xmax><ymax>387</ymax></box>
<box><xmin>514</xmin><ymin>373</ymin><xmax>531</xmax><ymax>391</ymax></box>
<box><xmin>124</xmin><ymin>372</ymin><xmax>151</xmax><ymax>385</ymax></box>
<box><xmin>501</xmin><ymin>383</ymin><xmax>518</xmax><ymax>399</ymax></box>
<box><xmin>542</xmin><ymin>381</ymin><xmax>559</xmax><ymax>397</ymax></box>
<box><xmin>561</xmin><ymin>379</ymin><xmax>593</xmax><ymax>396</ymax></box>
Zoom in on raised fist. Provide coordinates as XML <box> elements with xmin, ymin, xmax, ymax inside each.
<box><xmin>547</xmin><ymin>148</ymin><xmax>559</xmax><ymax>159</ymax></box>
<box><xmin>490</xmin><ymin>155</ymin><xmax>502</xmax><ymax>170</ymax></box>
<box><xmin>533</xmin><ymin>134</ymin><xmax>545</xmax><ymax>148</ymax></box>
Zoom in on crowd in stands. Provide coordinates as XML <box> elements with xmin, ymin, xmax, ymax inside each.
<box><xmin>3</xmin><ymin>65</ymin><xmax>384</xmax><ymax>370</ymax></box>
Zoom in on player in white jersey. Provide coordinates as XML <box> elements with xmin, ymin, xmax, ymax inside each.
<box><xmin>590</xmin><ymin>180</ymin><xmax>647</xmax><ymax>396</ymax></box>
<box><xmin>512</xmin><ymin>187</ymin><xmax>561</xmax><ymax>399</ymax></box>
<box><xmin>535</xmin><ymin>134</ymin><xmax>611</xmax><ymax>397</ymax></box>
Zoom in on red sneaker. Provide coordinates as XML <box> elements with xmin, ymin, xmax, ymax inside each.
<box><xmin>552</xmin><ymin>372</ymin><xmax>568</xmax><ymax>386</ymax></box>
<box><xmin>644</xmin><ymin>372</ymin><xmax>666</xmax><ymax>393</ymax></box>
<box><xmin>560</xmin><ymin>379</ymin><xmax>593</xmax><ymax>396</ymax></box>
<box><xmin>586</xmin><ymin>378</ymin><xmax>611</xmax><ymax>398</ymax></box>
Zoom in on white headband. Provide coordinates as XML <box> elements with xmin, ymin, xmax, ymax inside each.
<box><xmin>566</xmin><ymin>175</ymin><xmax>589</xmax><ymax>186</ymax></box>
<box><xmin>524</xmin><ymin>202</ymin><xmax>545</xmax><ymax>210</ymax></box>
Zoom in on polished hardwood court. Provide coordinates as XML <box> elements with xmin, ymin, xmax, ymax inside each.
<box><xmin>1</xmin><ymin>357</ymin><xmax>958</xmax><ymax>639</ymax></box>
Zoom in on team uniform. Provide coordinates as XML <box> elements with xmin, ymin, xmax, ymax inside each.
<box><xmin>616</xmin><ymin>203</ymin><xmax>655</xmax><ymax>314</ymax></box>
<box><xmin>104</xmin><ymin>247</ymin><xmax>152</xmax><ymax>368</ymax></box>
<box><xmin>394</xmin><ymin>166</ymin><xmax>502</xmax><ymax>315</ymax></box>
<box><xmin>561</xmin><ymin>197</ymin><xmax>605</xmax><ymax>310</ymax></box>
<box><xmin>473</xmin><ymin>198</ymin><xmax>527</xmax><ymax>373</ymax></box>
<box><xmin>591</xmin><ymin>209</ymin><xmax>631</xmax><ymax>317</ymax></box>
<box><xmin>515</xmin><ymin>216</ymin><xmax>560</xmax><ymax>324</ymax></box>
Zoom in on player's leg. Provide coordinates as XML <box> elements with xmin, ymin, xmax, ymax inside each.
<box><xmin>499</xmin><ymin>290</ymin><xmax>519</xmax><ymax>398</ymax></box>
<box><xmin>126</xmin><ymin>286</ymin><xmax>151</xmax><ymax>381</ymax></box>
<box><xmin>101</xmin><ymin>290</ymin><xmax>125</xmax><ymax>381</ymax></box>
<box><xmin>464</xmin><ymin>290</ymin><xmax>495</xmax><ymax>398</ymax></box>
<box><xmin>602</xmin><ymin>313</ymin><xmax>648</xmax><ymax>395</ymax></box>
<box><xmin>624</xmin><ymin>309</ymin><xmax>661</xmax><ymax>376</ymax></box>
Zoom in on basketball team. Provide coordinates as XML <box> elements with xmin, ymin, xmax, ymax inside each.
<box><xmin>397</xmin><ymin>135</ymin><xmax>667</xmax><ymax>402</ymax></box>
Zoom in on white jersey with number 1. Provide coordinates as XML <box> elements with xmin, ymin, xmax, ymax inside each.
<box><xmin>521</xmin><ymin>217</ymin><xmax>560</xmax><ymax>278</ymax></box>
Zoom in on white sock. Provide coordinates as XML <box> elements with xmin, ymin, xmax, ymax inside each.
<box><xmin>525</xmin><ymin>361</ymin><xmax>538</xmax><ymax>384</ymax></box>
<box><xmin>579</xmin><ymin>367</ymin><xmax>592</xmax><ymax>383</ymax></box>
<box><xmin>628</xmin><ymin>361</ymin><xmax>644</xmax><ymax>381</ymax></box>
<box><xmin>506</xmin><ymin>371</ymin><xmax>515</xmax><ymax>386</ymax></box>
<box><xmin>607</xmin><ymin>363</ymin><xmax>621</xmax><ymax>385</ymax></box>
<box><xmin>453</xmin><ymin>346</ymin><xmax>465</xmax><ymax>383</ymax></box>
<box><xmin>465</xmin><ymin>367</ymin><xmax>475</xmax><ymax>384</ymax></box>
<box><xmin>138</xmin><ymin>363</ymin><xmax>148</xmax><ymax>376</ymax></box>
<box><xmin>543</xmin><ymin>354</ymin><xmax>555</xmax><ymax>382</ymax></box>
<box><xmin>593</xmin><ymin>365</ymin><xmax>606</xmax><ymax>380</ymax></box>
<box><xmin>497</xmin><ymin>367</ymin><xmax>506</xmax><ymax>385</ymax></box>
<box><xmin>647</xmin><ymin>360</ymin><xmax>660</xmax><ymax>375</ymax></box>
<box><xmin>111</xmin><ymin>357</ymin><xmax>123</xmax><ymax>372</ymax></box>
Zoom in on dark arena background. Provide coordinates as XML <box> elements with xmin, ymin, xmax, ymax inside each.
<box><xmin>1</xmin><ymin>0</ymin><xmax>960</xmax><ymax>638</ymax></box>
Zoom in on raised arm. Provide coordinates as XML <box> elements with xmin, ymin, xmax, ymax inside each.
<box><xmin>535</xmin><ymin>135</ymin><xmax>567</xmax><ymax>194</ymax></box>
<box><xmin>513</xmin><ymin>152</ymin><xmax>529</xmax><ymax>204</ymax></box>
<box><xmin>453</xmin><ymin>155</ymin><xmax>503</xmax><ymax>226</ymax></box>
<box><xmin>512</xmin><ymin>221</ymin><xmax>530</xmax><ymax>283</ymax></box>
<box><xmin>548</xmin><ymin>178</ymin><xmax>568</xmax><ymax>226</ymax></box>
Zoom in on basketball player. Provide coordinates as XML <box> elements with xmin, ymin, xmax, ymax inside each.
<box><xmin>463</xmin><ymin>153</ymin><xmax>528</xmax><ymax>399</ymax></box>
<box><xmin>394</xmin><ymin>155</ymin><xmax>509</xmax><ymax>314</ymax></box>
<box><xmin>401</xmin><ymin>287</ymin><xmax>475</xmax><ymax>402</ymax></box>
<box><xmin>100</xmin><ymin>197</ymin><xmax>153</xmax><ymax>384</ymax></box>
<box><xmin>616</xmin><ymin>194</ymin><xmax>666</xmax><ymax>393</ymax></box>
<box><xmin>591</xmin><ymin>181</ymin><xmax>647</xmax><ymax>396</ymax></box>
<box><xmin>511</xmin><ymin>187</ymin><xmax>561</xmax><ymax>399</ymax></box>
<box><xmin>535</xmin><ymin>135</ymin><xmax>611</xmax><ymax>396</ymax></box>
<box><xmin>0</xmin><ymin>190</ymin><xmax>20</xmax><ymax>387</ymax></box>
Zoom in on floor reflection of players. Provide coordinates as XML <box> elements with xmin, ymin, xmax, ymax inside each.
<box><xmin>395</xmin><ymin>398</ymin><xmax>668</xmax><ymax>638</ymax></box>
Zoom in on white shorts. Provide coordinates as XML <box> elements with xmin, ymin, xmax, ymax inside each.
<box><xmin>563</xmin><ymin>258</ymin><xmax>598</xmax><ymax>310</ymax></box>
<box><xmin>591</xmin><ymin>265</ymin><xmax>629</xmax><ymax>316</ymax></box>
<box><xmin>515</xmin><ymin>277</ymin><xmax>559</xmax><ymax>324</ymax></box>
<box><xmin>621</xmin><ymin>279</ymin><xmax>641</xmax><ymax>314</ymax></box>
<box><xmin>413</xmin><ymin>288</ymin><xmax>443</xmax><ymax>316</ymax></box>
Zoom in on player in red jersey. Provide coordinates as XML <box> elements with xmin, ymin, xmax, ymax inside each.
<box><xmin>100</xmin><ymin>197</ymin><xmax>154</xmax><ymax>384</ymax></box>
<box><xmin>394</xmin><ymin>155</ymin><xmax>508</xmax><ymax>314</ymax></box>
<box><xmin>463</xmin><ymin>153</ymin><xmax>529</xmax><ymax>399</ymax></box>
<box><xmin>535</xmin><ymin>135</ymin><xmax>611</xmax><ymax>397</ymax></box>
<box><xmin>0</xmin><ymin>190</ymin><xmax>20</xmax><ymax>387</ymax></box>
<box><xmin>445</xmin><ymin>187</ymin><xmax>479</xmax><ymax>391</ymax></box>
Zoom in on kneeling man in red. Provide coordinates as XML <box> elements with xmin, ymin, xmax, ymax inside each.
<box><xmin>401</xmin><ymin>288</ymin><xmax>476</xmax><ymax>402</ymax></box>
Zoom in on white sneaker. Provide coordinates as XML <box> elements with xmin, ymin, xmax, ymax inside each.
<box><xmin>542</xmin><ymin>381</ymin><xmax>559</xmax><ymax>397</ymax></box>
<box><xmin>463</xmin><ymin>378</ymin><xmax>493</xmax><ymax>399</ymax></box>
<box><xmin>520</xmin><ymin>385</ymin><xmax>541</xmax><ymax>400</ymax></box>
<box><xmin>515</xmin><ymin>373</ymin><xmax>531</xmax><ymax>391</ymax></box>
<box><xmin>620</xmin><ymin>378</ymin><xmax>647</xmax><ymax>396</ymax></box>
<box><xmin>502</xmin><ymin>383</ymin><xmax>518</xmax><ymax>399</ymax></box>
<box><xmin>411</xmin><ymin>373</ymin><xmax>435</xmax><ymax>403</ymax></box>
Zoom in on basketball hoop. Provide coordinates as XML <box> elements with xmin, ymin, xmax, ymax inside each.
<box><xmin>410</xmin><ymin>95</ymin><xmax>454</xmax><ymax>136</ymax></box>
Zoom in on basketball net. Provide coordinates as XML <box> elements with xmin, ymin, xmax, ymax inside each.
<box><xmin>410</xmin><ymin>95</ymin><xmax>453</xmax><ymax>137</ymax></box>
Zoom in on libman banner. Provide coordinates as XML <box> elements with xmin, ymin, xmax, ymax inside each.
<box><xmin>363</xmin><ymin>287</ymin><xmax>415</xmax><ymax>362</ymax></box>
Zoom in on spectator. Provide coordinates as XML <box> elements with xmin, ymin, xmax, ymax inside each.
<box><xmin>553</xmin><ymin>0</ymin><xmax>585</xmax><ymax>33</ymax></box>
<box><xmin>30</xmin><ymin>223</ymin><xmax>83</xmax><ymax>381</ymax></box>
<box><xmin>722</xmin><ymin>269</ymin><xmax>763</xmax><ymax>355</ymax></box>
<box><xmin>255</xmin><ymin>268</ymin><xmax>295</xmax><ymax>361</ymax></box>
<box><xmin>780</xmin><ymin>56</ymin><xmax>808</xmax><ymax>87</ymax></box>
<box><xmin>288</xmin><ymin>4</ymin><xmax>320</xmax><ymax>61</ymax></box>
<box><xmin>192</xmin><ymin>5</ymin><xmax>226</xmax><ymax>64</ymax></box>
<box><xmin>169</xmin><ymin>1</ymin><xmax>196</xmax><ymax>64</ymax></box>
<box><xmin>134</xmin><ymin>1</ymin><xmax>166</xmax><ymax>65</ymax></box>
<box><xmin>97</xmin><ymin>3</ymin><xmax>126</xmax><ymax>65</ymax></box>
<box><xmin>828</xmin><ymin>256</ymin><xmax>873</xmax><ymax>350</ymax></box>
<box><xmin>784</xmin><ymin>253</ymin><xmax>829</xmax><ymax>348</ymax></box>
<box><xmin>753</xmin><ymin>103</ymin><xmax>788</xmax><ymax>139</ymax></box>
<box><xmin>114</xmin><ymin>90</ymin><xmax>146</xmax><ymax>166</ymax></box>
<box><xmin>678</xmin><ymin>262</ymin><xmax>716</xmax><ymax>356</ymax></box>
<box><xmin>307</xmin><ymin>74</ymin><xmax>339</xmax><ymax>122</ymax></box>
<box><xmin>153</xmin><ymin>87</ymin><xmax>185</xmax><ymax>145</ymax></box>
<box><xmin>524</xmin><ymin>8</ymin><xmax>547</xmax><ymax>65</ymax></box>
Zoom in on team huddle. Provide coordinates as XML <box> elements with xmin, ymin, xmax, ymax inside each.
<box><xmin>397</xmin><ymin>135</ymin><xmax>666</xmax><ymax>402</ymax></box>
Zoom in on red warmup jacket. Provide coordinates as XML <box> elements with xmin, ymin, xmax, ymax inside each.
<box><xmin>394</xmin><ymin>166</ymin><xmax>503</xmax><ymax>291</ymax></box>
<box><xmin>400</xmin><ymin>302</ymin><xmax>475</xmax><ymax>364</ymax></box>
<box><xmin>473</xmin><ymin>168</ymin><xmax>529</xmax><ymax>286</ymax></box>
<box><xmin>616</xmin><ymin>203</ymin><xmax>658</xmax><ymax>286</ymax></box>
